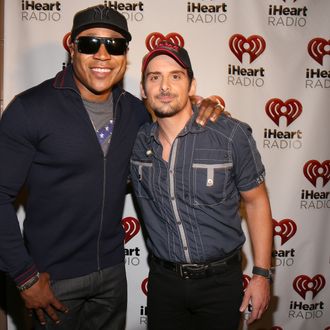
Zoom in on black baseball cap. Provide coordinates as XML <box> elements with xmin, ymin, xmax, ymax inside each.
<box><xmin>71</xmin><ymin>5</ymin><xmax>132</xmax><ymax>42</ymax></box>
<box><xmin>142</xmin><ymin>41</ymin><xmax>194</xmax><ymax>78</ymax></box>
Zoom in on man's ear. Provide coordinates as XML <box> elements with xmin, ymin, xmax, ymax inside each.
<box><xmin>140</xmin><ymin>83</ymin><xmax>147</xmax><ymax>99</ymax></box>
<box><xmin>189</xmin><ymin>78</ymin><xmax>197</xmax><ymax>97</ymax></box>
<box><xmin>64</xmin><ymin>33</ymin><xmax>75</xmax><ymax>58</ymax></box>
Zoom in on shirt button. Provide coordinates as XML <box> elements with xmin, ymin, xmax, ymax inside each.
<box><xmin>207</xmin><ymin>179</ymin><xmax>213</xmax><ymax>186</ymax></box>
<box><xmin>183</xmin><ymin>246</ymin><xmax>188</xmax><ymax>250</ymax></box>
<box><xmin>177</xmin><ymin>221</ymin><xmax>182</xmax><ymax>225</ymax></box>
<box><xmin>171</xmin><ymin>197</ymin><xmax>175</xmax><ymax>201</ymax></box>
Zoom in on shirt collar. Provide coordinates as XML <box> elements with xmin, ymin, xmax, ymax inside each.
<box><xmin>149</xmin><ymin>104</ymin><xmax>205</xmax><ymax>143</ymax></box>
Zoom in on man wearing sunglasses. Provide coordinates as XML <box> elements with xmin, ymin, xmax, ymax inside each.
<box><xmin>0</xmin><ymin>4</ymin><xmax>223</xmax><ymax>330</ymax></box>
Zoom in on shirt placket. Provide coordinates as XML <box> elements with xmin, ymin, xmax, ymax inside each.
<box><xmin>168</xmin><ymin>139</ymin><xmax>192</xmax><ymax>263</ymax></box>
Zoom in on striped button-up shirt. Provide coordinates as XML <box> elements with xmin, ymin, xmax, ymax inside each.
<box><xmin>130</xmin><ymin>111</ymin><xmax>265</xmax><ymax>263</ymax></box>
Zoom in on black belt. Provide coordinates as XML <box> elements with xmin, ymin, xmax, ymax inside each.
<box><xmin>152</xmin><ymin>251</ymin><xmax>241</xmax><ymax>280</ymax></box>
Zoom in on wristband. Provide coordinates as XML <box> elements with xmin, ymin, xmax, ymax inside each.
<box><xmin>252</xmin><ymin>266</ymin><xmax>273</xmax><ymax>283</ymax></box>
<box><xmin>17</xmin><ymin>272</ymin><xmax>40</xmax><ymax>292</ymax></box>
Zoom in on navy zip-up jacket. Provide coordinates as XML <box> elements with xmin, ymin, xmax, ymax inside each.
<box><xmin>0</xmin><ymin>65</ymin><xmax>150</xmax><ymax>285</ymax></box>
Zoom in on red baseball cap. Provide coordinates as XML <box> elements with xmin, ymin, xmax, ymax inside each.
<box><xmin>142</xmin><ymin>41</ymin><xmax>193</xmax><ymax>77</ymax></box>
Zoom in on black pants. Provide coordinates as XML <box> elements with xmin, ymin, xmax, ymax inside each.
<box><xmin>33</xmin><ymin>263</ymin><xmax>127</xmax><ymax>330</ymax></box>
<box><xmin>147</xmin><ymin>259</ymin><xmax>243</xmax><ymax>330</ymax></box>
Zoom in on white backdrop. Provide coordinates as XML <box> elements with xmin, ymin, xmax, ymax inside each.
<box><xmin>2</xmin><ymin>1</ymin><xmax>330</xmax><ymax>330</ymax></box>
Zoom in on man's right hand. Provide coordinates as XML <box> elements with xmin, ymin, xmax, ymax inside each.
<box><xmin>20</xmin><ymin>272</ymin><xmax>69</xmax><ymax>325</ymax></box>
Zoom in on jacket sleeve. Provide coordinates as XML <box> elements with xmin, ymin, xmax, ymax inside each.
<box><xmin>0</xmin><ymin>96</ymin><xmax>39</xmax><ymax>285</ymax></box>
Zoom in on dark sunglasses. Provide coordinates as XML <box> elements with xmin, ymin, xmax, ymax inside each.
<box><xmin>74</xmin><ymin>36</ymin><xmax>128</xmax><ymax>55</ymax></box>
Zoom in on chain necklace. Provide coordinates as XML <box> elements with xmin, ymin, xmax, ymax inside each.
<box><xmin>158</xmin><ymin>127</ymin><xmax>173</xmax><ymax>147</ymax></box>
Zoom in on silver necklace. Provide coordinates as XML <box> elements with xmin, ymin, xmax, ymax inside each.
<box><xmin>158</xmin><ymin>127</ymin><xmax>173</xmax><ymax>146</ymax></box>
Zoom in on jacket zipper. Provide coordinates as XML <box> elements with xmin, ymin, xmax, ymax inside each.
<box><xmin>96</xmin><ymin>91</ymin><xmax>125</xmax><ymax>271</ymax></box>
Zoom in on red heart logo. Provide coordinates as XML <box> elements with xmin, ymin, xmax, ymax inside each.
<box><xmin>122</xmin><ymin>217</ymin><xmax>141</xmax><ymax>243</ymax></box>
<box><xmin>273</xmin><ymin>219</ymin><xmax>297</xmax><ymax>245</ymax></box>
<box><xmin>229</xmin><ymin>34</ymin><xmax>266</xmax><ymax>63</ymax></box>
<box><xmin>293</xmin><ymin>274</ymin><xmax>326</xmax><ymax>299</ymax></box>
<box><xmin>145</xmin><ymin>32</ymin><xmax>185</xmax><ymax>51</ymax></box>
<box><xmin>265</xmin><ymin>98</ymin><xmax>302</xmax><ymax>127</ymax></box>
<box><xmin>141</xmin><ymin>277</ymin><xmax>148</xmax><ymax>296</ymax></box>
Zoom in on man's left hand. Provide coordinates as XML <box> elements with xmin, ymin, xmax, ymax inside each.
<box><xmin>191</xmin><ymin>95</ymin><xmax>225</xmax><ymax>126</ymax></box>
<box><xmin>239</xmin><ymin>275</ymin><xmax>271</xmax><ymax>325</ymax></box>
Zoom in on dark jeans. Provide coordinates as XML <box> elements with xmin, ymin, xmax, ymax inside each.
<box><xmin>33</xmin><ymin>263</ymin><xmax>127</xmax><ymax>330</ymax></box>
<box><xmin>147</xmin><ymin>259</ymin><xmax>243</xmax><ymax>330</ymax></box>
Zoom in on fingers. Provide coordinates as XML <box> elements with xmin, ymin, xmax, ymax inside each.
<box><xmin>207</xmin><ymin>95</ymin><xmax>225</xmax><ymax>121</ymax></box>
<box><xmin>45</xmin><ymin>305</ymin><xmax>61</xmax><ymax>324</ymax></box>
<box><xmin>196</xmin><ymin>99</ymin><xmax>224</xmax><ymax>126</ymax></box>
<box><xmin>196</xmin><ymin>104</ymin><xmax>217</xmax><ymax>126</ymax></box>
<box><xmin>247</xmin><ymin>306</ymin><xmax>264</xmax><ymax>325</ymax></box>
<box><xmin>51</xmin><ymin>297</ymin><xmax>69</xmax><ymax>314</ymax></box>
<box><xmin>240</xmin><ymin>289</ymin><xmax>269</xmax><ymax>325</ymax></box>
<box><xmin>35</xmin><ymin>308</ymin><xmax>47</xmax><ymax>326</ymax></box>
<box><xmin>25</xmin><ymin>294</ymin><xmax>68</xmax><ymax>325</ymax></box>
<box><xmin>246</xmin><ymin>301</ymin><xmax>269</xmax><ymax>325</ymax></box>
<box><xmin>195</xmin><ymin>106</ymin><xmax>206</xmax><ymax>126</ymax></box>
<box><xmin>27</xmin><ymin>309</ymin><xmax>33</xmax><ymax>318</ymax></box>
<box><xmin>21</xmin><ymin>272</ymin><xmax>69</xmax><ymax>325</ymax></box>
<box><xmin>31</xmin><ymin>302</ymin><xmax>68</xmax><ymax>326</ymax></box>
<box><xmin>210</xmin><ymin>103</ymin><xmax>224</xmax><ymax>122</ymax></box>
<box><xmin>41</xmin><ymin>297</ymin><xmax>69</xmax><ymax>325</ymax></box>
<box><xmin>239</xmin><ymin>294</ymin><xmax>249</xmax><ymax>313</ymax></box>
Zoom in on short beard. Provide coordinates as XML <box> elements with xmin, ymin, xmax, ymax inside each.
<box><xmin>153</xmin><ymin>106</ymin><xmax>181</xmax><ymax>118</ymax></box>
<box><xmin>151</xmin><ymin>92</ymin><xmax>181</xmax><ymax>118</ymax></box>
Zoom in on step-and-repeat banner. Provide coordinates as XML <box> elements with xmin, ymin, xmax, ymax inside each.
<box><xmin>2</xmin><ymin>1</ymin><xmax>329</xmax><ymax>330</ymax></box>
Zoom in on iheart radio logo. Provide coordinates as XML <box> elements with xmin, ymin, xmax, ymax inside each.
<box><xmin>303</xmin><ymin>160</ymin><xmax>330</xmax><ymax>188</ymax></box>
<box><xmin>145</xmin><ymin>32</ymin><xmax>185</xmax><ymax>51</ymax></box>
<box><xmin>229</xmin><ymin>34</ymin><xmax>266</xmax><ymax>63</ymax></box>
<box><xmin>308</xmin><ymin>38</ymin><xmax>330</xmax><ymax>65</ymax></box>
<box><xmin>122</xmin><ymin>217</ymin><xmax>141</xmax><ymax>243</ymax></box>
<box><xmin>265</xmin><ymin>98</ymin><xmax>302</xmax><ymax>127</ymax></box>
<box><xmin>141</xmin><ymin>277</ymin><xmax>148</xmax><ymax>296</ymax></box>
<box><xmin>273</xmin><ymin>219</ymin><xmax>297</xmax><ymax>245</ymax></box>
<box><xmin>242</xmin><ymin>274</ymin><xmax>251</xmax><ymax>291</ymax></box>
<box><xmin>293</xmin><ymin>274</ymin><xmax>326</xmax><ymax>299</ymax></box>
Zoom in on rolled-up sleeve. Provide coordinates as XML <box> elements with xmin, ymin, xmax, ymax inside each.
<box><xmin>231</xmin><ymin>122</ymin><xmax>265</xmax><ymax>192</ymax></box>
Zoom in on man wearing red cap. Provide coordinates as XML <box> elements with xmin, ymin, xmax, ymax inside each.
<box><xmin>130</xmin><ymin>42</ymin><xmax>273</xmax><ymax>329</ymax></box>
<box><xmin>0</xmin><ymin>4</ymin><xmax>222</xmax><ymax>330</ymax></box>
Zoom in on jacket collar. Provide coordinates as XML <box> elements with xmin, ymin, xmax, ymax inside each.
<box><xmin>53</xmin><ymin>64</ymin><xmax>77</xmax><ymax>91</ymax></box>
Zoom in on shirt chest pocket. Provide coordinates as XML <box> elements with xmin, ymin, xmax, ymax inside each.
<box><xmin>130</xmin><ymin>160</ymin><xmax>154</xmax><ymax>200</ymax></box>
<box><xmin>191</xmin><ymin>150</ymin><xmax>232</xmax><ymax>206</ymax></box>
